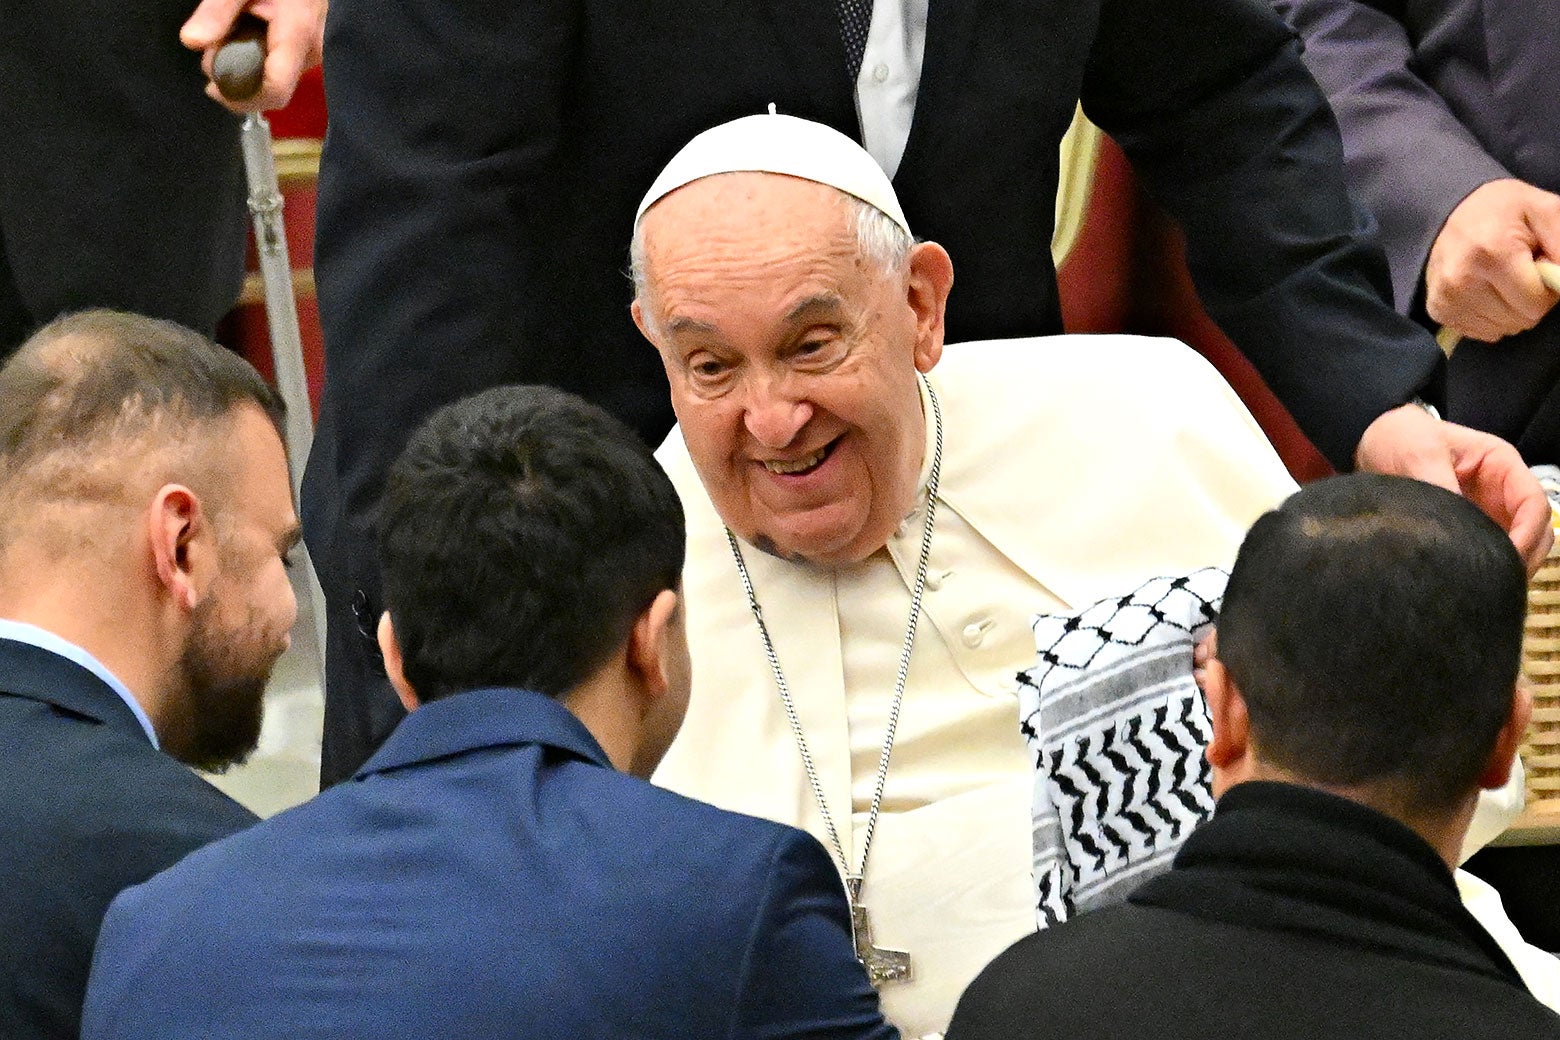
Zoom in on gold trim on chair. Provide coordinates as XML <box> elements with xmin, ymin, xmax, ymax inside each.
<box><xmin>272</xmin><ymin>137</ymin><xmax>322</xmax><ymax>189</ymax></box>
<box><xmin>239</xmin><ymin>267</ymin><xmax>316</xmax><ymax>308</ymax></box>
<box><xmin>1051</xmin><ymin>106</ymin><xmax>1102</xmax><ymax>270</ymax></box>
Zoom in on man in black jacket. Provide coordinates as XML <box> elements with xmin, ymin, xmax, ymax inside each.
<box><xmin>947</xmin><ymin>473</ymin><xmax>1559</xmax><ymax>1040</ymax></box>
<box><xmin>0</xmin><ymin>310</ymin><xmax>302</xmax><ymax>1040</ymax></box>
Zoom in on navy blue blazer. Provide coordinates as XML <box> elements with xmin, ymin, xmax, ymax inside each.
<box><xmin>83</xmin><ymin>687</ymin><xmax>897</xmax><ymax>1040</ymax></box>
<box><xmin>0</xmin><ymin>637</ymin><xmax>257</xmax><ymax>1040</ymax></box>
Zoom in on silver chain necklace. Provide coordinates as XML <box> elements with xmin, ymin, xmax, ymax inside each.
<box><xmin>724</xmin><ymin>377</ymin><xmax>943</xmax><ymax>988</ymax></box>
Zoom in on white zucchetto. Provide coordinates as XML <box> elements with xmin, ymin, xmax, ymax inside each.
<box><xmin>634</xmin><ymin>108</ymin><xmax>911</xmax><ymax>236</ymax></box>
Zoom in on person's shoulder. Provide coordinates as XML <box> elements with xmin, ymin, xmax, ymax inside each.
<box><xmin>110</xmin><ymin>784</ymin><xmax>333</xmax><ymax>909</ymax></box>
<box><xmin>88</xmin><ymin>726</ymin><xmax>257</xmax><ymax>837</ymax></box>
<box><xmin>0</xmin><ymin>692</ymin><xmax>253</xmax><ymax>851</ymax></box>
<box><xmin>1499</xmin><ymin>1000</ymin><xmax>1560</xmax><ymax>1038</ymax></box>
<box><xmin>0</xmin><ymin>702</ymin><xmax>255</xmax><ymax>1001</ymax></box>
<box><xmin>949</xmin><ymin>903</ymin><xmax>1183</xmax><ymax>1039</ymax></box>
<box><xmin>589</xmin><ymin>765</ymin><xmax>831</xmax><ymax>878</ymax></box>
<box><xmin>601</xmin><ymin>764</ymin><xmax>810</xmax><ymax>843</ymax></box>
<box><xmin>91</xmin><ymin>780</ymin><xmax>376</xmax><ymax>974</ymax></box>
<box><xmin>970</xmin><ymin>901</ymin><xmax>1160</xmax><ymax>980</ymax></box>
<box><xmin>937</xmin><ymin>334</ymin><xmax>1231</xmax><ymax>402</ymax></box>
<box><xmin>933</xmin><ymin>334</ymin><xmax>1271</xmax><ymax>475</ymax></box>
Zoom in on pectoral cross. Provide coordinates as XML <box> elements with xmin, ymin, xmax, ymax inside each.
<box><xmin>846</xmin><ymin>875</ymin><xmax>912</xmax><ymax>988</ymax></box>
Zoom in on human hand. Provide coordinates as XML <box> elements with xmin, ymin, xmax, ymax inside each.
<box><xmin>1357</xmin><ymin>403</ymin><xmax>1553</xmax><ymax>575</ymax></box>
<box><xmin>1426</xmin><ymin>179</ymin><xmax>1560</xmax><ymax>343</ymax></box>
<box><xmin>181</xmin><ymin>0</ymin><xmax>325</xmax><ymax>113</ymax></box>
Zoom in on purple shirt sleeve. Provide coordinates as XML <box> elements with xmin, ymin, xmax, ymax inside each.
<box><xmin>1272</xmin><ymin>0</ymin><xmax>1509</xmax><ymax>311</ymax></box>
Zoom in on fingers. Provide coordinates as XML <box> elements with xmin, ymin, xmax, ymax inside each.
<box><xmin>1443</xmin><ymin>421</ymin><xmax>1555</xmax><ymax>576</ymax></box>
<box><xmin>1358</xmin><ymin>408</ymin><xmax>1550</xmax><ymax>574</ymax></box>
<box><xmin>1193</xmin><ymin>630</ymin><xmax>1215</xmax><ymax>668</ymax></box>
<box><xmin>1427</xmin><ymin>242</ymin><xmax>1548</xmax><ymax>342</ymax></box>
<box><xmin>1530</xmin><ymin>192</ymin><xmax>1560</xmax><ymax>271</ymax></box>
<box><xmin>1511</xmin><ymin>501</ymin><xmax>1555</xmax><ymax>577</ymax></box>
<box><xmin>187</xmin><ymin>0</ymin><xmax>325</xmax><ymax>114</ymax></box>
<box><xmin>180</xmin><ymin>0</ymin><xmax>247</xmax><ymax>51</ymax></box>
<box><xmin>1426</xmin><ymin>179</ymin><xmax>1560</xmax><ymax>342</ymax></box>
<box><xmin>257</xmin><ymin>0</ymin><xmax>325</xmax><ymax>110</ymax></box>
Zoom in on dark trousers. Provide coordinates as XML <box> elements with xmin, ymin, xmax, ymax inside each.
<box><xmin>1446</xmin><ymin>320</ymin><xmax>1560</xmax><ymax>467</ymax></box>
<box><xmin>0</xmin><ymin>0</ymin><xmax>247</xmax><ymax>360</ymax></box>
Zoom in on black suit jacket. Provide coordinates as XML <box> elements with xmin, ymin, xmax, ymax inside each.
<box><xmin>308</xmin><ymin>0</ymin><xmax>1444</xmax><ymax>782</ymax></box>
<box><xmin>0</xmin><ymin>639</ymin><xmax>257</xmax><ymax>1040</ymax></box>
<box><xmin>947</xmin><ymin>782</ymin><xmax>1560</xmax><ymax>1040</ymax></box>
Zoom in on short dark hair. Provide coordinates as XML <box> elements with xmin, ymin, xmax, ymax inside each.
<box><xmin>378</xmin><ymin>385</ymin><xmax>685</xmax><ymax>701</ymax></box>
<box><xmin>1218</xmin><ymin>473</ymin><xmax>1526</xmax><ymax>812</ymax></box>
<box><xmin>0</xmin><ymin>309</ymin><xmax>285</xmax><ymax>469</ymax></box>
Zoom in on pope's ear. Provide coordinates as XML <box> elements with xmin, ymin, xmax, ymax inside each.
<box><xmin>907</xmin><ymin>241</ymin><xmax>952</xmax><ymax>373</ymax></box>
<box><xmin>631</xmin><ymin>298</ymin><xmax>651</xmax><ymax>341</ymax></box>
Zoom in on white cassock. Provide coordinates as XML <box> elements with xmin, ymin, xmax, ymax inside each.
<box><xmin>652</xmin><ymin>335</ymin><xmax>1529</xmax><ymax>1036</ymax></box>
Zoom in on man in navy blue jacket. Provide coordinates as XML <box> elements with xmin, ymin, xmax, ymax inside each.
<box><xmin>0</xmin><ymin>310</ymin><xmax>300</xmax><ymax>1040</ymax></box>
<box><xmin>82</xmin><ymin>385</ymin><xmax>896</xmax><ymax>1040</ymax></box>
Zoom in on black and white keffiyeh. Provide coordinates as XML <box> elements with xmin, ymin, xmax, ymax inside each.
<box><xmin>1019</xmin><ymin>567</ymin><xmax>1228</xmax><ymax>927</ymax></box>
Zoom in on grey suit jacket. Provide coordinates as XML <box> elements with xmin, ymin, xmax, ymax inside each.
<box><xmin>1273</xmin><ymin>0</ymin><xmax>1557</xmax><ymax>306</ymax></box>
<box><xmin>1275</xmin><ymin>0</ymin><xmax>1560</xmax><ymax>457</ymax></box>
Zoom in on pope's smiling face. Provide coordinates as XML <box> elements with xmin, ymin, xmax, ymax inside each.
<box><xmin>633</xmin><ymin>173</ymin><xmax>951</xmax><ymax>565</ymax></box>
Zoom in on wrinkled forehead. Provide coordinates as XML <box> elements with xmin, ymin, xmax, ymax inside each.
<box><xmin>638</xmin><ymin>173</ymin><xmax>859</xmax><ymax>280</ymax></box>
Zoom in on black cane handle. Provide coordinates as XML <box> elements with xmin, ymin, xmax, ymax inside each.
<box><xmin>212</xmin><ymin>12</ymin><xmax>268</xmax><ymax>102</ymax></box>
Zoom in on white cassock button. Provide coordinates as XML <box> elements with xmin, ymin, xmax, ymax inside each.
<box><xmin>962</xmin><ymin>619</ymin><xmax>991</xmax><ymax>648</ymax></box>
<box><xmin>925</xmin><ymin>568</ymin><xmax>950</xmax><ymax>591</ymax></box>
<box><xmin>872</xmin><ymin>63</ymin><xmax>890</xmax><ymax>83</ymax></box>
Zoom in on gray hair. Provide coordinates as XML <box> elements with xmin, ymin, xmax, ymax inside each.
<box><xmin>629</xmin><ymin>188</ymin><xmax>913</xmax><ymax>307</ymax></box>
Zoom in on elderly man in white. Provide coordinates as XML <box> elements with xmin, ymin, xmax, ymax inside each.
<box><xmin>631</xmin><ymin>113</ymin><xmax>1546</xmax><ymax>1037</ymax></box>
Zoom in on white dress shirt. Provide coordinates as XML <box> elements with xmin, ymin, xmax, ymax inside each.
<box><xmin>856</xmin><ymin>0</ymin><xmax>930</xmax><ymax>177</ymax></box>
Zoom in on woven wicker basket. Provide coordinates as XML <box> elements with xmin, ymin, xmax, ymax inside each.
<box><xmin>1514</xmin><ymin>537</ymin><xmax>1560</xmax><ymax>837</ymax></box>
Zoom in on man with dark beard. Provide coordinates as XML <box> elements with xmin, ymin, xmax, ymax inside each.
<box><xmin>0</xmin><ymin>309</ymin><xmax>301</xmax><ymax>1040</ymax></box>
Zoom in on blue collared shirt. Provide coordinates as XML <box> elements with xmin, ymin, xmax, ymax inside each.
<box><xmin>0</xmin><ymin>619</ymin><xmax>159</xmax><ymax>748</ymax></box>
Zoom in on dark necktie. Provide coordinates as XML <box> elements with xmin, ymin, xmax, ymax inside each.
<box><xmin>835</xmin><ymin>0</ymin><xmax>873</xmax><ymax>81</ymax></box>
